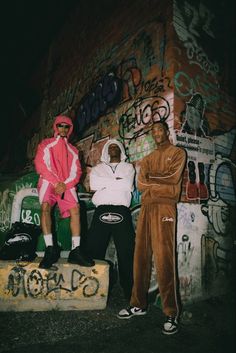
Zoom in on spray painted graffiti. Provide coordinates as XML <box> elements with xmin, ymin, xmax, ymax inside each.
<box><xmin>178</xmin><ymin>203</ymin><xmax>196</xmax><ymax>230</ymax></box>
<box><xmin>201</xmin><ymin>234</ymin><xmax>232</xmax><ymax>294</ymax></box>
<box><xmin>177</xmin><ymin>203</ymin><xmax>206</xmax><ymax>301</ymax></box>
<box><xmin>195</xmin><ymin>129</ymin><xmax>236</xmax><ymax>235</ymax></box>
<box><xmin>186</xmin><ymin>161</ymin><xmax>209</xmax><ymax>201</ymax></box>
<box><xmin>180</xmin><ymin>93</ymin><xmax>210</xmax><ymax>137</ymax></box>
<box><xmin>0</xmin><ymin>5</ymin><xmax>234</xmax><ymax>308</ymax></box>
<box><xmin>117</xmin><ymin>58</ymin><xmax>142</xmax><ymax>102</ymax></box>
<box><xmin>142</xmin><ymin>76</ymin><xmax>171</xmax><ymax>96</ymax></box>
<box><xmin>178</xmin><ymin>233</ymin><xmax>194</xmax><ymax>267</ymax></box>
<box><xmin>174</xmin><ymin>71</ymin><xmax>235</xmax><ymax>118</ymax></box>
<box><xmin>7</xmin><ymin>265</ymin><xmax>99</xmax><ymax>298</ymax></box>
<box><xmin>119</xmin><ymin>95</ymin><xmax>170</xmax><ymax>142</ymax></box>
<box><xmin>0</xmin><ymin>178</ymin><xmax>38</xmax><ymax>234</ymax></box>
<box><xmin>173</xmin><ymin>0</ymin><xmax>219</xmax><ymax>77</ymax></box>
<box><xmin>133</xmin><ymin>30</ymin><xmax>157</xmax><ymax>71</ymax></box>
<box><xmin>11</xmin><ymin>188</ymin><xmax>38</xmax><ymax>225</ymax></box>
<box><xmin>179</xmin><ymin>275</ymin><xmax>193</xmax><ymax>300</ymax></box>
<box><xmin>75</xmin><ymin>72</ymin><xmax>122</xmax><ymax>134</ymax></box>
<box><xmin>201</xmin><ymin>151</ymin><xmax>236</xmax><ymax>235</ymax></box>
<box><xmin>21</xmin><ymin>210</ymin><xmax>40</xmax><ymax>226</ymax></box>
<box><xmin>117</xmin><ymin>59</ymin><xmax>170</xmax><ymax>101</ymax></box>
<box><xmin>0</xmin><ymin>189</ymin><xmax>12</xmax><ymax>232</ymax></box>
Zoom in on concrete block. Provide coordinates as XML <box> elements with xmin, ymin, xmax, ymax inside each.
<box><xmin>0</xmin><ymin>258</ymin><xmax>109</xmax><ymax>311</ymax></box>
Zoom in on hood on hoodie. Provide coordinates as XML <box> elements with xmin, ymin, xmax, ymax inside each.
<box><xmin>53</xmin><ymin>115</ymin><xmax>73</xmax><ymax>138</ymax></box>
<box><xmin>101</xmin><ymin>139</ymin><xmax>127</xmax><ymax>163</ymax></box>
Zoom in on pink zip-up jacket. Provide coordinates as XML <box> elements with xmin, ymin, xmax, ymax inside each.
<box><xmin>34</xmin><ymin>115</ymin><xmax>82</xmax><ymax>190</ymax></box>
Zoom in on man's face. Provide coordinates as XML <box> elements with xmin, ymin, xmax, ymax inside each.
<box><xmin>56</xmin><ymin>123</ymin><xmax>70</xmax><ymax>137</ymax></box>
<box><xmin>151</xmin><ymin>123</ymin><xmax>169</xmax><ymax>145</ymax></box>
<box><xmin>108</xmin><ymin>144</ymin><xmax>121</xmax><ymax>160</ymax></box>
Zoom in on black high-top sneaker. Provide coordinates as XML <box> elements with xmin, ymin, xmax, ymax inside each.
<box><xmin>39</xmin><ymin>245</ymin><xmax>61</xmax><ymax>269</ymax></box>
<box><xmin>68</xmin><ymin>246</ymin><xmax>95</xmax><ymax>267</ymax></box>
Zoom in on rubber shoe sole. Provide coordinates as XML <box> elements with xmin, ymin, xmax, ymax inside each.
<box><xmin>117</xmin><ymin>306</ymin><xmax>147</xmax><ymax>320</ymax></box>
<box><xmin>162</xmin><ymin>327</ymin><xmax>179</xmax><ymax>335</ymax></box>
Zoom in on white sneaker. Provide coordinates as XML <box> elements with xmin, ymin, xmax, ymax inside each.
<box><xmin>162</xmin><ymin>316</ymin><xmax>179</xmax><ymax>335</ymax></box>
<box><xmin>117</xmin><ymin>306</ymin><xmax>147</xmax><ymax>319</ymax></box>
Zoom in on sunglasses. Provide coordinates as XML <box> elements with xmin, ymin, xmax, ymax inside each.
<box><xmin>57</xmin><ymin>124</ymin><xmax>70</xmax><ymax>129</ymax></box>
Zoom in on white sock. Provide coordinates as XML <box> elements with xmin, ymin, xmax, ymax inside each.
<box><xmin>43</xmin><ymin>234</ymin><xmax>53</xmax><ymax>247</ymax></box>
<box><xmin>71</xmin><ymin>236</ymin><xmax>80</xmax><ymax>250</ymax></box>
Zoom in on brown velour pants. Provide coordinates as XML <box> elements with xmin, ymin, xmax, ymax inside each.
<box><xmin>130</xmin><ymin>202</ymin><xmax>180</xmax><ymax>318</ymax></box>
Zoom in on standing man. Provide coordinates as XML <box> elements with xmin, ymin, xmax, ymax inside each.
<box><xmin>34</xmin><ymin>115</ymin><xmax>94</xmax><ymax>269</ymax></box>
<box><xmin>86</xmin><ymin>139</ymin><xmax>135</xmax><ymax>300</ymax></box>
<box><xmin>117</xmin><ymin>121</ymin><xmax>186</xmax><ymax>335</ymax></box>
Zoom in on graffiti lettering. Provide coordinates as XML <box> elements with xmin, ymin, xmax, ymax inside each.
<box><xmin>7</xmin><ymin>266</ymin><xmax>100</xmax><ymax>298</ymax></box>
<box><xmin>27</xmin><ymin>269</ymin><xmax>44</xmax><ymax>297</ymax></box>
<box><xmin>21</xmin><ymin>209</ymin><xmax>40</xmax><ymax>226</ymax></box>
<box><xmin>75</xmin><ymin>72</ymin><xmax>122</xmax><ymax>134</ymax></box>
<box><xmin>143</xmin><ymin>77</ymin><xmax>171</xmax><ymax>95</ymax></box>
<box><xmin>119</xmin><ymin>95</ymin><xmax>170</xmax><ymax>142</ymax></box>
<box><xmin>21</xmin><ymin>210</ymin><xmax>33</xmax><ymax>224</ymax></box>
<box><xmin>173</xmin><ymin>0</ymin><xmax>219</xmax><ymax>77</ymax></box>
<box><xmin>72</xmin><ymin>269</ymin><xmax>99</xmax><ymax>297</ymax></box>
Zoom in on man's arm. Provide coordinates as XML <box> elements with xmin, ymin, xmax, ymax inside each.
<box><xmin>90</xmin><ymin>164</ymin><xmax>135</xmax><ymax>192</ymax></box>
<box><xmin>34</xmin><ymin>142</ymin><xmax>59</xmax><ymax>185</ymax></box>
<box><xmin>64</xmin><ymin>146</ymin><xmax>82</xmax><ymax>190</ymax></box>
<box><xmin>137</xmin><ymin>148</ymin><xmax>186</xmax><ymax>191</ymax></box>
<box><xmin>90</xmin><ymin>166</ymin><xmax>111</xmax><ymax>191</ymax></box>
<box><xmin>113</xmin><ymin>163</ymin><xmax>135</xmax><ymax>191</ymax></box>
<box><xmin>137</xmin><ymin>157</ymin><xmax>151</xmax><ymax>192</ymax></box>
<box><xmin>148</xmin><ymin>149</ymin><xmax>186</xmax><ymax>185</ymax></box>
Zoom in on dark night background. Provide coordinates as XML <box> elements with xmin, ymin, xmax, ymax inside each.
<box><xmin>0</xmin><ymin>0</ymin><xmax>78</xmax><ymax>170</ymax></box>
<box><xmin>0</xmin><ymin>0</ymin><xmax>235</xmax><ymax>173</ymax></box>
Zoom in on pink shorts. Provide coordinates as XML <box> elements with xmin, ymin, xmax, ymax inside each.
<box><xmin>38</xmin><ymin>180</ymin><xmax>78</xmax><ymax>218</ymax></box>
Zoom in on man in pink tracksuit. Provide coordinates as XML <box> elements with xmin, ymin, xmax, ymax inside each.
<box><xmin>34</xmin><ymin>115</ymin><xmax>94</xmax><ymax>268</ymax></box>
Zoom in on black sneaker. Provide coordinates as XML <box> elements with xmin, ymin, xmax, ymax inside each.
<box><xmin>68</xmin><ymin>247</ymin><xmax>95</xmax><ymax>267</ymax></box>
<box><xmin>162</xmin><ymin>316</ymin><xmax>179</xmax><ymax>335</ymax></box>
<box><xmin>39</xmin><ymin>245</ymin><xmax>61</xmax><ymax>269</ymax></box>
<box><xmin>117</xmin><ymin>306</ymin><xmax>147</xmax><ymax>319</ymax></box>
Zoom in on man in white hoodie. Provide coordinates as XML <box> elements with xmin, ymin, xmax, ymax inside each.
<box><xmin>86</xmin><ymin>139</ymin><xmax>135</xmax><ymax>300</ymax></box>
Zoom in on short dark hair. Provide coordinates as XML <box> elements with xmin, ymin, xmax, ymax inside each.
<box><xmin>152</xmin><ymin>120</ymin><xmax>169</xmax><ymax>131</ymax></box>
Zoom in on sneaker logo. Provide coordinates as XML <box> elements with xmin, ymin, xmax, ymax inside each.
<box><xmin>133</xmin><ymin>307</ymin><xmax>141</xmax><ymax>312</ymax></box>
<box><xmin>162</xmin><ymin>217</ymin><xmax>174</xmax><ymax>222</ymax></box>
<box><xmin>100</xmin><ymin>212</ymin><xmax>124</xmax><ymax>224</ymax></box>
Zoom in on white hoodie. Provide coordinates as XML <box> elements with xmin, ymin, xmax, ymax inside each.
<box><xmin>90</xmin><ymin>139</ymin><xmax>135</xmax><ymax>207</ymax></box>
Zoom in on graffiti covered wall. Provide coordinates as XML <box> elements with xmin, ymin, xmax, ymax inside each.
<box><xmin>0</xmin><ymin>0</ymin><xmax>235</xmax><ymax>304</ymax></box>
<box><xmin>172</xmin><ymin>0</ymin><xmax>236</xmax><ymax>300</ymax></box>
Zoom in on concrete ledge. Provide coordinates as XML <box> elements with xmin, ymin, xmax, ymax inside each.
<box><xmin>0</xmin><ymin>258</ymin><xmax>109</xmax><ymax>311</ymax></box>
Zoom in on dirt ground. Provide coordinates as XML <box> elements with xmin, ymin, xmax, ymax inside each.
<box><xmin>0</xmin><ymin>284</ymin><xmax>235</xmax><ymax>353</ymax></box>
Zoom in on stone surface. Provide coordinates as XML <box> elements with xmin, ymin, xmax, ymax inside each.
<box><xmin>0</xmin><ymin>258</ymin><xmax>109</xmax><ymax>311</ymax></box>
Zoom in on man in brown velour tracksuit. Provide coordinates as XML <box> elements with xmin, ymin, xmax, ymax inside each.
<box><xmin>117</xmin><ymin>120</ymin><xmax>187</xmax><ymax>336</ymax></box>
